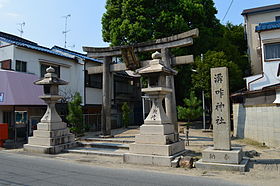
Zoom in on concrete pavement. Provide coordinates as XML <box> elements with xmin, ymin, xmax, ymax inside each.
<box><xmin>1</xmin><ymin>127</ymin><xmax>280</xmax><ymax>185</ymax></box>
<box><xmin>0</xmin><ymin>151</ymin><xmax>242</xmax><ymax>186</ymax></box>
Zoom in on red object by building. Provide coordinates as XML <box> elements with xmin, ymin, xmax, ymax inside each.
<box><xmin>0</xmin><ymin>123</ymin><xmax>8</xmax><ymax>147</ymax></box>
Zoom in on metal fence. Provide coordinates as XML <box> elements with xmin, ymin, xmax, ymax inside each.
<box><xmin>83</xmin><ymin>114</ymin><xmax>102</xmax><ymax>132</ymax></box>
<box><xmin>83</xmin><ymin>113</ymin><xmax>123</xmax><ymax>132</ymax></box>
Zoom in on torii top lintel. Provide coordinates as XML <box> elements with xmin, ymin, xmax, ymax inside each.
<box><xmin>83</xmin><ymin>28</ymin><xmax>199</xmax><ymax>58</ymax></box>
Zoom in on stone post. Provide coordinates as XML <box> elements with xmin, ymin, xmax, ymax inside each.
<box><xmin>195</xmin><ymin>67</ymin><xmax>248</xmax><ymax>172</ymax></box>
<box><xmin>102</xmin><ymin>56</ymin><xmax>112</xmax><ymax>136</ymax></box>
<box><xmin>211</xmin><ymin>67</ymin><xmax>231</xmax><ymax>150</ymax></box>
<box><xmin>161</xmin><ymin>48</ymin><xmax>178</xmax><ymax>134</ymax></box>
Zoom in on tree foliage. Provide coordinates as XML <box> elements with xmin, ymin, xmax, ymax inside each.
<box><xmin>177</xmin><ymin>91</ymin><xmax>202</xmax><ymax>122</ymax></box>
<box><xmin>102</xmin><ymin>0</ymin><xmax>249</xmax><ymax>106</ymax></box>
<box><xmin>192</xmin><ymin>51</ymin><xmax>243</xmax><ymax>99</ymax></box>
<box><xmin>102</xmin><ymin>0</ymin><xmax>219</xmax><ymax>46</ymax></box>
<box><xmin>66</xmin><ymin>92</ymin><xmax>83</xmax><ymax>135</ymax></box>
<box><xmin>121</xmin><ymin>102</ymin><xmax>130</xmax><ymax>128</ymax></box>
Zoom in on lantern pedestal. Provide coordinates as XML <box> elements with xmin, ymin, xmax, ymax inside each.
<box><xmin>124</xmin><ymin>88</ymin><xmax>185</xmax><ymax>166</ymax></box>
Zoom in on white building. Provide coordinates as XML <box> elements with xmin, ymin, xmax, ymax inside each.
<box><xmin>0</xmin><ymin>31</ymin><xmax>102</xmax><ymax>143</ymax></box>
<box><xmin>0</xmin><ymin>32</ymin><xmax>103</xmax><ymax>106</ymax></box>
<box><xmin>242</xmin><ymin>4</ymin><xmax>280</xmax><ymax>89</ymax></box>
<box><xmin>232</xmin><ymin>4</ymin><xmax>280</xmax><ymax>148</ymax></box>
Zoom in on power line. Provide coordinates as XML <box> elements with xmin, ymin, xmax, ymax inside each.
<box><xmin>222</xmin><ymin>0</ymin><xmax>234</xmax><ymax>23</ymax></box>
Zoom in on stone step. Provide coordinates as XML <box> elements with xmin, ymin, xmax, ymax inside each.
<box><xmin>82</xmin><ymin>138</ymin><xmax>134</xmax><ymax>144</ymax></box>
<box><xmin>64</xmin><ymin>147</ymin><xmax>127</xmax><ymax>157</ymax></box>
<box><xmin>77</xmin><ymin>141</ymin><xmax>129</xmax><ymax>150</ymax></box>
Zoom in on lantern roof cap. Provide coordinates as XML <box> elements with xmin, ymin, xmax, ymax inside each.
<box><xmin>34</xmin><ymin>66</ymin><xmax>68</xmax><ymax>85</ymax></box>
<box><xmin>136</xmin><ymin>52</ymin><xmax>177</xmax><ymax>76</ymax></box>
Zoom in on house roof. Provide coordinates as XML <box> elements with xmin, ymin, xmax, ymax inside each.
<box><xmin>255</xmin><ymin>20</ymin><xmax>280</xmax><ymax>32</ymax></box>
<box><xmin>52</xmin><ymin>46</ymin><xmax>102</xmax><ymax>63</ymax></box>
<box><xmin>242</xmin><ymin>3</ymin><xmax>280</xmax><ymax>15</ymax></box>
<box><xmin>0</xmin><ymin>31</ymin><xmax>37</xmax><ymax>46</ymax></box>
<box><xmin>0</xmin><ymin>70</ymin><xmax>45</xmax><ymax>106</ymax></box>
<box><xmin>0</xmin><ymin>34</ymin><xmax>73</xmax><ymax>60</ymax></box>
<box><xmin>0</xmin><ymin>31</ymin><xmax>102</xmax><ymax>63</ymax></box>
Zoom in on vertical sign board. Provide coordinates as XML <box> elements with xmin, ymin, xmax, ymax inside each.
<box><xmin>211</xmin><ymin>67</ymin><xmax>231</xmax><ymax>150</ymax></box>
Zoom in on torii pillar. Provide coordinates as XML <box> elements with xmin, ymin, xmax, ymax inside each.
<box><xmin>101</xmin><ymin>56</ymin><xmax>112</xmax><ymax>136</ymax></box>
<box><xmin>161</xmin><ymin>48</ymin><xmax>178</xmax><ymax>134</ymax></box>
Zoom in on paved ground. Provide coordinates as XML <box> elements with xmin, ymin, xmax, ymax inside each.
<box><xmin>0</xmin><ymin>151</ymin><xmax>242</xmax><ymax>186</ymax></box>
<box><xmin>1</xmin><ymin>127</ymin><xmax>280</xmax><ymax>186</ymax></box>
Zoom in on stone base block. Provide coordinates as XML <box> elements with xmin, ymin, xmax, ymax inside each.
<box><xmin>140</xmin><ymin>124</ymin><xmax>174</xmax><ymax>135</ymax></box>
<box><xmin>33</xmin><ymin>128</ymin><xmax>70</xmax><ymax>138</ymax></box>
<box><xmin>24</xmin><ymin>142</ymin><xmax>76</xmax><ymax>154</ymax></box>
<box><xmin>195</xmin><ymin>158</ymin><xmax>249</xmax><ymax>172</ymax></box>
<box><xmin>143</xmin><ymin>120</ymin><xmax>171</xmax><ymax>125</ymax></box>
<box><xmin>27</xmin><ymin>134</ymin><xmax>75</xmax><ymax>146</ymax></box>
<box><xmin>37</xmin><ymin>122</ymin><xmax>67</xmax><ymax>131</ymax></box>
<box><xmin>124</xmin><ymin>150</ymin><xmax>186</xmax><ymax>167</ymax></box>
<box><xmin>202</xmin><ymin>147</ymin><xmax>242</xmax><ymax>164</ymax></box>
<box><xmin>135</xmin><ymin>134</ymin><xmax>175</xmax><ymax>145</ymax></box>
<box><xmin>129</xmin><ymin>141</ymin><xmax>185</xmax><ymax>156</ymax></box>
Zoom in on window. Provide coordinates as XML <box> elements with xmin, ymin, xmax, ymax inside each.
<box><xmin>3</xmin><ymin>111</ymin><xmax>12</xmax><ymax>126</ymax></box>
<box><xmin>277</xmin><ymin>63</ymin><xmax>280</xmax><ymax>77</ymax></box>
<box><xmin>276</xmin><ymin>16</ymin><xmax>280</xmax><ymax>21</ymax></box>
<box><xmin>0</xmin><ymin>59</ymin><xmax>11</xmax><ymax>70</ymax></box>
<box><xmin>264</xmin><ymin>43</ymin><xmax>280</xmax><ymax>61</ymax></box>
<box><xmin>85</xmin><ymin>71</ymin><xmax>102</xmax><ymax>89</ymax></box>
<box><xmin>40</xmin><ymin>64</ymin><xmax>60</xmax><ymax>77</ymax></box>
<box><xmin>15</xmin><ymin>60</ymin><xmax>27</xmax><ymax>72</ymax></box>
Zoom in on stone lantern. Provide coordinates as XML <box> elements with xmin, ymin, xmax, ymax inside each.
<box><xmin>124</xmin><ymin>52</ymin><xmax>185</xmax><ymax>166</ymax></box>
<box><xmin>24</xmin><ymin>67</ymin><xmax>76</xmax><ymax>154</ymax></box>
<box><xmin>138</xmin><ymin>51</ymin><xmax>177</xmax><ymax>125</ymax></box>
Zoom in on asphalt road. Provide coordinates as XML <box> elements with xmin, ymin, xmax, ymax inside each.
<box><xmin>0</xmin><ymin>151</ymin><xmax>244</xmax><ymax>186</ymax></box>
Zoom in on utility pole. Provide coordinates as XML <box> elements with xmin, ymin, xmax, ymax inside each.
<box><xmin>200</xmin><ymin>53</ymin><xmax>206</xmax><ymax>131</ymax></box>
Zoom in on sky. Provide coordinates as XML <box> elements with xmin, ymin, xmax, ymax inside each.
<box><xmin>0</xmin><ymin>0</ymin><xmax>279</xmax><ymax>53</ymax></box>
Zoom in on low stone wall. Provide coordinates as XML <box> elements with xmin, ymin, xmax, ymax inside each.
<box><xmin>233</xmin><ymin>103</ymin><xmax>280</xmax><ymax>147</ymax></box>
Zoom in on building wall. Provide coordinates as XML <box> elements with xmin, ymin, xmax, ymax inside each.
<box><xmin>84</xmin><ymin>61</ymin><xmax>103</xmax><ymax>105</ymax></box>
<box><xmin>11</xmin><ymin>46</ymin><xmax>86</xmax><ymax>105</ymax></box>
<box><xmin>244</xmin><ymin>11</ymin><xmax>280</xmax><ymax>75</ymax></box>
<box><xmin>85</xmin><ymin>88</ymin><xmax>102</xmax><ymax>105</ymax></box>
<box><xmin>233</xmin><ymin>103</ymin><xmax>280</xmax><ymax>147</ymax></box>
<box><xmin>0</xmin><ymin>45</ymin><xmax>14</xmax><ymax>63</ymax></box>
<box><xmin>247</xmin><ymin>30</ymin><xmax>280</xmax><ymax>90</ymax></box>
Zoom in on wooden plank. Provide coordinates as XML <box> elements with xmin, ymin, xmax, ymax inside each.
<box><xmin>83</xmin><ymin>29</ymin><xmax>198</xmax><ymax>57</ymax></box>
<box><xmin>87</xmin><ymin>55</ymin><xmax>194</xmax><ymax>74</ymax></box>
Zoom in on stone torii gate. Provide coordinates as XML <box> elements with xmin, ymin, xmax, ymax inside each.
<box><xmin>83</xmin><ymin>28</ymin><xmax>199</xmax><ymax>136</ymax></box>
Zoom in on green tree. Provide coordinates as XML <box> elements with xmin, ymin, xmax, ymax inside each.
<box><xmin>102</xmin><ymin>0</ymin><xmax>249</xmax><ymax>105</ymax></box>
<box><xmin>192</xmin><ymin>50</ymin><xmax>243</xmax><ymax>99</ymax></box>
<box><xmin>66</xmin><ymin>92</ymin><xmax>83</xmax><ymax>136</ymax></box>
<box><xmin>102</xmin><ymin>0</ymin><xmax>220</xmax><ymax>46</ymax></box>
<box><xmin>177</xmin><ymin>91</ymin><xmax>202</xmax><ymax>123</ymax></box>
<box><xmin>214</xmin><ymin>23</ymin><xmax>250</xmax><ymax>77</ymax></box>
<box><xmin>121</xmin><ymin>102</ymin><xmax>130</xmax><ymax>128</ymax></box>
